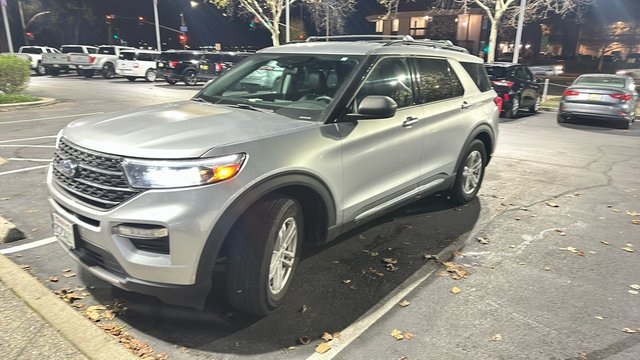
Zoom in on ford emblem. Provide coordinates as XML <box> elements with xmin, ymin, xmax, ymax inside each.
<box><xmin>57</xmin><ymin>159</ymin><xmax>79</xmax><ymax>178</ymax></box>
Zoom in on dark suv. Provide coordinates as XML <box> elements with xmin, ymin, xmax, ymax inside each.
<box><xmin>156</xmin><ymin>50</ymin><xmax>209</xmax><ymax>86</ymax></box>
<box><xmin>197</xmin><ymin>51</ymin><xmax>251</xmax><ymax>81</ymax></box>
<box><xmin>484</xmin><ymin>63</ymin><xmax>541</xmax><ymax>118</ymax></box>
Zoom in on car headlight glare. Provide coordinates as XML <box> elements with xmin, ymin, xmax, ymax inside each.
<box><xmin>123</xmin><ymin>153</ymin><xmax>246</xmax><ymax>189</ymax></box>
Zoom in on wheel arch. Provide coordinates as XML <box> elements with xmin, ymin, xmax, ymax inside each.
<box><xmin>195</xmin><ymin>171</ymin><xmax>337</xmax><ymax>283</ymax></box>
<box><xmin>453</xmin><ymin>124</ymin><xmax>495</xmax><ymax>176</ymax></box>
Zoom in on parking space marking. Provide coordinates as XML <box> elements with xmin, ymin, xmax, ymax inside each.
<box><xmin>0</xmin><ymin>145</ymin><xmax>55</xmax><ymax>148</ymax></box>
<box><xmin>0</xmin><ymin>136</ymin><xmax>56</xmax><ymax>144</ymax></box>
<box><xmin>0</xmin><ymin>112</ymin><xmax>104</xmax><ymax>125</ymax></box>
<box><xmin>306</xmin><ymin>267</ymin><xmax>438</xmax><ymax>360</ymax></box>
<box><xmin>8</xmin><ymin>158</ymin><xmax>52</xmax><ymax>162</ymax></box>
<box><xmin>0</xmin><ymin>237</ymin><xmax>56</xmax><ymax>255</ymax></box>
<box><xmin>0</xmin><ymin>165</ymin><xmax>48</xmax><ymax>176</ymax></box>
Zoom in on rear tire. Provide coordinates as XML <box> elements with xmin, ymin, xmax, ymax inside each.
<box><xmin>448</xmin><ymin>139</ymin><xmax>487</xmax><ymax>204</ymax></box>
<box><xmin>35</xmin><ymin>61</ymin><xmax>46</xmax><ymax>76</ymax></box>
<box><xmin>183</xmin><ymin>70</ymin><xmax>198</xmax><ymax>86</ymax></box>
<box><xmin>102</xmin><ymin>62</ymin><xmax>115</xmax><ymax>79</ymax></box>
<box><xmin>144</xmin><ymin>69</ymin><xmax>156</xmax><ymax>82</ymax></box>
<box><xmin>225</xmin><ymin>195</ymin><xmax>303</xmax><ymax>316</ymax></box>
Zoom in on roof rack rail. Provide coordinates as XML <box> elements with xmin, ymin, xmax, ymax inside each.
<box><xmin>383</xmin><ymin>38</ymin><xmax>470</xmax><ymax>54</ymax></box>
<box><xmin>306</xmin><ymin>35</ymin><xmax>416</xmax><ymax>42</ymax></box>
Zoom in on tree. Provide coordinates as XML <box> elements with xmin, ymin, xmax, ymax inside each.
<box><xmin>434</xmin><ymin>0</ymin><xmax>594</xmax><ymax>63</ymax></box>
<box><xmin>306</xmin><ymin>0</ymin><xmax>357</xmax><ymax>37</ymax></box>
<box><xmin>208</xmin><ymin>0</ymin><xmax>296</xmax><ymax>46</ymax></box>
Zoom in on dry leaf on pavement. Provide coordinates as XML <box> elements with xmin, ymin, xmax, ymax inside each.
<box><xmin>62</xmin><ymin>272</ymin><xmax>76</xmax><ymax>278</ymax></box>
<box><xmin>48</xmin><ymin>276</ymin><xmax>59</xmax><ymax>282</ymax></box>
<box><xmin>390</xmin><ymin>329</ymin><xmax>405</xmax><ymax>340</ymax></box>
<box><xmin>321</xmin><ymin>332</ymin><xmax>333</xmax><ymax>342</ymax></box>
<box><xmin>595</xmin><ymin>316</ymin><xmax>604</xmax><ymax>320</ymax></box>
<box><xmin>632</xmin><ymin>220</ymin><xmax>640</xmax><ymax>225</ymax></box>
<box><xmin>315</xmin><ymin>342</ymin><xmax>331</xmax><ymax>354</ymax></box>
<box><xmin>451</xmin><ymin>287</ymin><xmax>462</xmax><ymax>294</ymax></box>
<box><xmin>626</xmin><ymin>211</ymin><xmax>640</xmax><ymax>216</ymax></box>
<box><xmin>554</xmin><ymin>229</ymin><xmax>567</xmax><ymax>236</ymax></box>
<box><xmin>545</xmin><ymin>201</ymin><xmax>560</xmax><ymax>208</ymax></box>
<box><xmin>630</xmin><ymin>284</ymin><xmax>640</xmax><ymax>290</ymax></box>
<box><xmin>444</xmin><ymin>262</ymin><xmax>469</xmax><ymax>280</ymax></box>
<box><xmin>622</xmin><ymin>247</ymin><xmax>635</xmax><ymax>253</ymax></box>
<box><xmin>477</xmin><ymin>237</ymin><xmax>490</xmax><ymax>244</ymax></box>
<box><xmin>398</xmin><ymin>300</ymin><xmax>410</xmax><ymax>307</ymax></box>
<box><xmin>382</xmin><ymin>257</ymin><xmax>398</xmax><ymax>264</ymax></box>
<box><xmin>492</xmin><ymin>334</ymin><xmax>502</xmax><ymax>341</ymax></box>
<box><xmin>403</xmin><ymin>332</ymin><xmax>414</xmax><ymax>340</ymax></box>
<box><xmin>601</xmin><ymin>240</ymin><xmax>611</xmax><ymax>245</ymax></box>
<box><xmin>622</xmin><ymin>328</ymin><xmax>637</xmax><ymax>333</ymax></box>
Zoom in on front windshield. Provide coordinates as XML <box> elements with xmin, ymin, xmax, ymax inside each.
<box><xmin>195</xmin><ymin>53</ymin><xmax>363</xmax><ymax>122</ymax></box>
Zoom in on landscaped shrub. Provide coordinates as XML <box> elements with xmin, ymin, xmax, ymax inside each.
<box><xmin>0</xmin><ymin>55</ymin><xmax>30</xmax><ymax>94</ymax></box>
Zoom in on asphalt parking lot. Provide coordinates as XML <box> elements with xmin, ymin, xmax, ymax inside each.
<box><xmin>1</xmin><ymin>75</ymin><xmax>639</xmax><ymax>359</ymax></box>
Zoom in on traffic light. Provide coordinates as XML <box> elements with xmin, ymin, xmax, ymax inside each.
<box><xmin>25</xmin><ymin>32</ymin><xmax>35</xmax><ymax>40</ymax></box>
<box><xmin>248</xmin><ymin>18</ymin><xmax>260</xmax><ymax>30</ymax></box>
<box><xmin>179</xmin><ymin>33</ymin><xmax>187</xmax><ymax>45</ymax></box>
<box><xmin>138</xmin><ymin>16</ymin><xmax>144</xmax><ymax>25</ymax></box>
<box><xmin>105</xmin><ymin>14</ymin><xmax>114</xmax><ymax>24</ymax></box>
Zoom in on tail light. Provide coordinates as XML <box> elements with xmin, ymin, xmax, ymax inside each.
<box><xmin>492</xmin><ymin>80</ymin><xmax>514</xmax><ymax>87</ymax></box>
<box><xmin>88</xmin><ymin>55</ymin><xmax>96</xmax><ymax>64</ymax></box>
<box><xmin>168</xmin><ymin>60</ymin><xmax>179</xmax><ymax>68</ymax></box>
<box><xmin>215</xmin><ymin>63</ymin><xmax>223</xmax><ymax>74</ymax></box>
<box><xmin>563</xmin><ymin>89</ymin><xmax>580</xmax><ymax>97</ymax></box>
<box><xmin>494</xmin><ymin>96</ymin><xmax>503</xmax><ymax>112</ymax></box>
<box><xmin>503</xmin><ymin>94</ymin><xmax>510</xmax><ymax>101</ymax></box>
<box><xmin>609</xmin><ymin>93</ymin><xmax>632</xmax><ymax>101</ymax></box>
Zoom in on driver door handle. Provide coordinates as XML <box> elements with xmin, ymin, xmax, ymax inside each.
<box><xmin>461</xmin><ymin>101</ymin><xmax>472</xmax><ymax>109</ymax></box>
<box><xmin>402</xmin><ymin>117</ymin><xmax>419</xmax><ymax>127</ymax></box>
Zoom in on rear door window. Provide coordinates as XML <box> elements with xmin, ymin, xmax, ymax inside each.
<box><xmin>413</xmin><ymin>58</ymin><xmax>464</xmax><ymax>103</ymax></box>
<box><xmin>461</xmin><ymin>62</ymin><xmax>492</xmax><ymax>92</ymax></box>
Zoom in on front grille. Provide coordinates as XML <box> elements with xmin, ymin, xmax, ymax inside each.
<box><xmin>52</xmin><ymin>138</ymin><xmax>142</xmax><ymax>210</ymax></box>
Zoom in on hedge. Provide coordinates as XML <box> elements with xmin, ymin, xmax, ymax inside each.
<box><xmin>0</xmin><ymin>55</ymin><xmax>30</xmax><ymax>94</ymax></box>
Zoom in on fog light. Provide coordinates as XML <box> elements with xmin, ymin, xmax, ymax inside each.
<box><xmin>113</xmin><ymin>224</ymin><xmax>168</xmax><ymax>239</ymax></box>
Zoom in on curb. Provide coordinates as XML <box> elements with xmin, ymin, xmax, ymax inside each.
<box><xmin>0</xmin><ymin>97</ymin><xmax>56</xmax><ymax>109</ymax></box>
<box><xmin>0</xmin><ymin>216</ymin><xmax>25</xmax><ymax>243</ymax></box>
<box><xmin>0</xmin><ymin>254</ymin><xmax>137</xmax><ymax>360</ymax></box>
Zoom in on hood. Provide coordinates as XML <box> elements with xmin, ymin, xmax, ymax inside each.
<box><xmin>63</xmin><ymin>101</ymin><xmax>314</xmax><ymax>159</ymax></box>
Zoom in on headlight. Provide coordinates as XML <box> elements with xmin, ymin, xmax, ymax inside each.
<box><xmin>123</xmin><ymin>153</ymin><xmax>246</xmax><ymax>189</ymax></box>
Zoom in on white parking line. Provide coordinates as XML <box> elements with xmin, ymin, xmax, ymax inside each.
<box><xmin>0</xmin><ymin>112</ymin><xmax>104</xmax><ymax>125</ymax></box>
<box><xmin>8</xmin><ymin>158</ymin><xmax>52</xmax><ymax>162</ymax></box>
<box><xmin>0</xmin><ymin>145</ymin><xmax>55</xmax><ymax>148</ymax></box>
<box><xmin>0</xmin><ymin>165</ymin><xmax>48</xmax><ymax>176</ymax></box>
<box><xmin>0</xmin><ymin>135</ymin><xmax>56</xmax><ymax>144</ymax></box>
<box><xmin>0</xmin><ymin>237</ymin><xmax>57</xmax><ymax>255</ymax></box>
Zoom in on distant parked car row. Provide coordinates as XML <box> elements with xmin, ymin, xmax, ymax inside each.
<box><xmin>7</xmin><ymin>45</ymin><xmax>251</xmax><ymax>85</ymax></box>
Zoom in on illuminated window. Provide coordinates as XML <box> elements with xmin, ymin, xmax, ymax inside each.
<box><xmin>410</xmin><ymin>16</ymin><xmax>427</xmax><ymax>37</ymax></box>
<box><xmin>376</xmin><ymin>20</ymin><xmax>384</xmax><ymax>33</ymax></box>
<box><xmin>392</xmin><ymin>18</ymin><xmax>399</xmax><ymax>32</ymax></box>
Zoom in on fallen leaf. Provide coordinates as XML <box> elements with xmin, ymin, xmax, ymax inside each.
<box><xmin>358</xmin><ymin>235</ymin><xmax>366</xmax><ymax>240</ymax></box>
<box><xmin>62</xmin><ymin>268</ymin><xmax>72</xmax><ymax>272</ymax></box>
<box><xmin>48</xmin><ymin>276</ymin><xmax>59</xmax><ymax>282</ymax></box>
<box><xmin>287</xmin><ymin>346</ymin><xmax>297</xmax><ymax>350</ymax></box>
<box><xmin>423</xmin><ymin>254</ymin><xmax>439</xmax><ymax>261</ymax></box>
<box><xmin>298</xmin><ymin>336</ymin><xmax>311</xmax><ymax>345</ymax></box>
<box><xmin>543</xmin><ymin>267</ymin><xmax>551</xmax><ymax>271</ymax></box>
<box><xmin>626</xmin><ymin>211</ymin><xmax>640</xmax><ymax>216</ymax></box>
<box><xmin>71</xmin><ymin>303</ymin><xmax>85</xmax><ymax>309</ymax></box>
<box><xmin>332</xmin><ymin>332</ymin><xmax>342</xmax><ymax>340</ymax></box>
<box><xmin>403</xmin><ymin>332</ymin><xmax>414</xmax><ymax>340</ymax></box>
<box><xmin>62</xmin><ymin>272</ymin><xmax>76</xmax><ymax>278</ymax></box>
<box><xmin>595</xmin><ymin>316</ymin><xmax>604</xmax><ymax>320</ymax></box>
<box><xmin>622</xmin><ymin>328</ymin><xmax>637</xmax><ymax>333</ymax></box>
<box><xmin>398</xmin><ymin>300</ymin><xmax>410</xmax><ymax>307</ymax></box>
<box><xmin>315</xmin><ymin>343</ymin><xmax>331</xmax><ymax>354</ymax></box>
<box><xmin>451</xmin><ymin>287</ymin><xmax>461</xmax><ymax>294</ymax></box>
<box><xmin>610</xmin><ymin>209</ymin><xmax>622</xmax><ymax>213</ymax></box>
<box><xmin>565</xmin><ymin>247</ymin><xmax>579</xmax><ymax>253</ymax></box>
<box><xmin>577</xmin><ymin>250</ymin><xmax>585</xmax><ymax>257</ymax></box>
<box><xmin>565</xmin><ymin>193</ymin><xmax>581</xmax><ymax>197</ymax></box>
<box><xmin>545</xmin><ymin>201</ymin><xmax>560</xmax><ymax>208</ymax></box>
<box><xmin>601</xmin><ymin>240</ymin><xmax>611</xmax><ymax>245</ymax></box>
<box><xmin>628</xmin><ymin>290</ymin><xmax>639</xmax><ymax>295</ymax></box>
<box><xmin>492</xmin><ymin>334</ymin><xmax>502</xmax><ymax>341</ymax></box>
<box><xmin>477</xmin><ymin>237</ymin><xmax>490</xmax><ymax>244</ymax></box>
<box><xmin>385</xmin><ymin>263</ymin><xmax>398</xmax><ymax>272</ymax></box>
<box><xmin>321</xmin><ymin>332</ymin><xmax>333</xmax><ymax>342</ymax></box>
<box><xmin>632</xmin><ymin>220</ymin><xmax>640</xmax><ymax>225</ymax></box>
<box><xmin>299</xmin><ymin>305</ymin><xmax>309</xmax><ymax>314</ymax></box>
<box><xmin>342</xmin><ymin>279</ymin><xmax>351</xmax><ymax>284</ymax></box>
<box><xmin>390</xmin><ymin>329</ymin><xmax>405</xmax><ymax>340</ymax></box>
<box><xmin>622</xmin><ymin>247</ymin><xmax>635</xmax><ymax>253</ymax></box>
<box><xmin>444</xmin><ymin>262</ymin><xmax>469</xmax><ymax>280</ymax></box>
<box><xmin>20</xmin><ymin>264</ymin><xmax>31</xmax><ymax>270</ymax></box>
<box><xmin>554</xmin><ymin>229</ymin><xmax>567</xmax><ymax>236</ymax></box>
<box><xmin>630</xmin><ymin>284</ymin><xmax>640</xmax><ymax>290</ymax></box>
<box><xmin>382</xmin><ymin>257</ymin><xmax>398</xmax><ymax>265</ymax></box>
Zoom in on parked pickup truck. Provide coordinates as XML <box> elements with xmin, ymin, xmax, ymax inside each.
<box><xmin>9</xmin><ymin>46</ymin><xmax>60</xmax><ymax>75</ymax></box>
<box><xmin>42</xmin><ymin>45</ymin><xmax>98</xmax><ymax>76</ymax></box>
<box><xmin>71</xmin><ymin>45</ymin><xmax>135</xmax><ymax>79</ymax></box>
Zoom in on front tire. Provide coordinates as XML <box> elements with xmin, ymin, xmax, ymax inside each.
<box><xmin>529</xmin><ymin>95</ymin><xmax>541</xmax><ymax>113</ymax></box>
<box><xmin>505</xmin><ymin>96</ymin><xmax>520</xmax><ymax>118</ymax></box>
<box><xmin>449</xmin><ymin>139</ymin><xmax>487</xmax><ymax>204</ymax></box>
<box><xmin>35</xmin><ymin>61</ymin><xmax>46</xmax><ymax>76</ymax></box>
<box><xmin>144</xmin><ymin>69</ymin><xmax>157</xmax><ymax>82</ymax></box>
<box><xmin>225</xmin><ymin>195</ymin><xmax>303</xmax><ymax>316</ymax></box>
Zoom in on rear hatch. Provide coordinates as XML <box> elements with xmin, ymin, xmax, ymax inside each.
<box><xmin>484</xmin><ymin>65</ymin><xmax>512</xmax><ymax>95</ymax></box>
<box><xmin>157</xmin><ymin>52</ymin><xmax>200</xmax><ymax>73</ymax></box>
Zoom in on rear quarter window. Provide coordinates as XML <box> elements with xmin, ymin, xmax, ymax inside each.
<box><xmin>461</xmin><ymin>62</ymin><xmax>493</xmax><ymax>92</ymax></box>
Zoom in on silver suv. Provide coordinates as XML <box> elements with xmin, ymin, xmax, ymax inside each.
<box><xmin>48</xmin><ymin>36</ymin><xmax>500</xmax><ymax>316</ymax></box>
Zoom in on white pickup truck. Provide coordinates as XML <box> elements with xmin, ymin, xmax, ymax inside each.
<box><xmin>10</xmin><ymin>46</ymin><xmax>60</xmax><ymax>75</ymax></box>
<box><xmin>41</xmin><ymin>45</ymin><xmax>98</xmax><ymax>76</ymax></box>
<box><xmin>70</xmin><ymin>45</ymin><xmax>135</xmax><ymax>78</ymax></box>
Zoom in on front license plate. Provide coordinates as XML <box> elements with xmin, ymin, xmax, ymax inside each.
<box><xmin>52</xmin><ymin>213</ymin><xmax>75</xmax><ymax>249</ymax></box>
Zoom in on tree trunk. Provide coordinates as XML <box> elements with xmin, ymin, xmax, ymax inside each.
<box><xmin>271</xmin><ymin>23</ymin><xmax>280</xmax><ymax>46</ymax></box>
<box><xmin>487</xmin><ymin>21</ymin><xmax>498</xmax><ymax>63</ymax></box>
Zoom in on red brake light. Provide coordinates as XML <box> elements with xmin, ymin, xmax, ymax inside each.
<box><xmin>609</xmin><ymin>93</ymin><xmax>631</xmax><ymax>101</ymax></box>
<box><xmin>492</xmin><ymin>80</ymin><xmax>514</xmax><ymax>87</ymax></box>
<box><xmin>493</xmin><ymin>96</ymin><xmax>503</xmax><ymax>112</ymax></box>
<box><xmin>563</xmin><ymin>89</ymin><xmax>580</xmax><ymax>97</ymax></box>
<box><xmin>168</xmin><ymin>60</ymin><xmax>179</xmax><ymax>68</ymax></box>
<box><xmin>88</xmin><ymin>55</ymin><xmax>96</xmax><ymax>64</ymax></box>
<box><xmin>215</xmin><ymin>63</ymin><xmax>223</xmax><ymax>73</ymax></box>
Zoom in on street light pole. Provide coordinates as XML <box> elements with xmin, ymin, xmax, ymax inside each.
<box><xmin>285</xmin><ymin>0</ymin><xmax>290</xmax><ymax>43</ymax></box>
<box><xmin>512</xmin><ymin>0</ymin><xmax>526</xmax><ymax>63</ymax></box>
<box><xmin>1</xmin><ymin>0</ymin><xmax>14</xmax><ymax>53</ymax></box>
<box><xmin>153</xmin><ymin>0</ymin><xmax>162</xmax><ymax>50</ymax></box>
<box><xmin>17</xmin><ymin>0</ymin><xmax>27</xmax><ymax>45</ymax></box>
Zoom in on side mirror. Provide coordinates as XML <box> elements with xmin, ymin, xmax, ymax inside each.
<box><xmin>348</xmin><ymin>95</ymin><xmax>397</xmax><ymax>120</ymax></box>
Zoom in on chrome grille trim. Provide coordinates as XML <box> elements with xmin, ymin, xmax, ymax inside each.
<box><xmin>52</xmin><ymin>138</ymin><xmax>143</xmax><ymax>210</ymax></box>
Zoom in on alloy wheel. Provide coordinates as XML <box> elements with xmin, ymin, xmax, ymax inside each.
<box><xmin>462</xmin><ymin>150</ymin><xmax>483</xmax><ymax>195</ymax></box>
<box><xmin>268</xmin><ymin>217</ymin><xmax>297</xmax><ymax>295</ymax></box>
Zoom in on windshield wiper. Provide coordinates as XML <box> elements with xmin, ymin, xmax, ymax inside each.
<box><xmin>227</xmin><ymin>103</ymin><xmax>266</xmax><ymax>112</ymax></box>
<box><xmin>191</xmin><ymin>97</ymin><xmax>207</xmax><ymax>103</ymax></box>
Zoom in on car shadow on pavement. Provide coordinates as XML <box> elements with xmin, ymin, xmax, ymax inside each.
<box><xmin>87</xmin><ymin>194</ymin><xmax>480</xmax><ymax>356</ymax></box>
<box><xmin>558</xmin><ymin>118</ymin><xmax>637</xmax><ymax>134</ymax></box>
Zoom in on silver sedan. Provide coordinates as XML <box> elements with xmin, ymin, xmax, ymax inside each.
<box><xmin>558</xmin><ymin>74</ymin><xmax>638</xmax><ymax>129</ymax></box>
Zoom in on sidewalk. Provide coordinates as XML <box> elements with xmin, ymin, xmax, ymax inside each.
<box><xmin>0</xmin><ymin>254</ymin><xmax>136</xmax><ymax>360</ymax></box>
